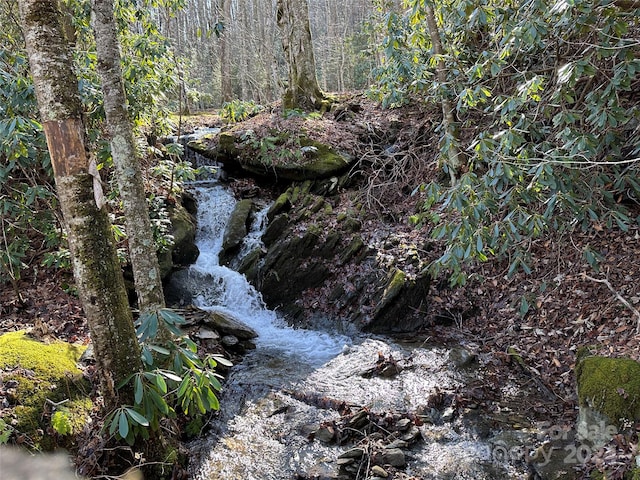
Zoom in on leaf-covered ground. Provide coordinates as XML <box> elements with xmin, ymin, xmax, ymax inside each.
<box><xmin>1</xmin><ymin>94</ymin><xmax>638</xmax><ymax>477</ymax></box>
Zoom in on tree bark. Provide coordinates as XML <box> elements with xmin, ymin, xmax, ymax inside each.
<box><xmin>276</xmin><ymin>0</ymin><xmax>328</xmax><ymax>111</ymax></box>
<box><xmin>91</xmin><ymin>0</ymin><xmax>167</xmax><ymax>319</ymax></box>
<box><xmin>424</xmin><ymin>1</ymin><xmax>463</xmax><ymax>184</ymax></box>
<box><xmin>220</xmin><ymin>0</ymin><xmax>233</xmax><ymax>102</ymax></box>
<box><xmin>18</xmin><ymin>0</ymin><xmax>141</xmax><ymax>408</ymax></box>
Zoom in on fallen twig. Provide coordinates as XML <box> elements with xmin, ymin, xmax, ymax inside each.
<box><xmin>582</xmin><ymin>272</ymin><xmax>640</xmax><ymax>334</ymax></box>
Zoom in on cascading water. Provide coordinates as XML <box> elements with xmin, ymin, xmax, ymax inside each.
<box><xmin>184</xmin><ymin>182</ymin><xmax>534</xmax><ymax>480</ymax></box>
<box><xmin>187</xmin><ymin>184</ymin><xmax>350</xmax><ymax>365</ymax></box>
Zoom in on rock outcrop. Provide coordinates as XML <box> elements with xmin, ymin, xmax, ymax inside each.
<box><xmin>221</xmin><ymin>177</ymin><xmax>432</xmax><ymax>333</ymax></box>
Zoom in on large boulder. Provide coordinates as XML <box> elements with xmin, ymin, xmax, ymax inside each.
<box><xmin>158</xmin><ymin>201</ymin><xmax>199</xmax><ymax>278</ymax></box>
<box><xmin>575</xmin><ymin>355</ymin><xmax>640</xmax><ymax>446</ymax></box>
<box><xmin>188</xmin><ymin>131</ymin><xmax>356</xmax><ymax>182</ymax></box>
<box><xmin>219</xmin><ymin>199</ymin><xmax>253</xmax><ymax>265</ymax></box>
<box><xmin>202</xmin><ymin>308</ymin><xmax>258</xmax><ymax>340</ymax></box>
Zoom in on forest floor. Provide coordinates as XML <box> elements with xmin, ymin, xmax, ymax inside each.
<box><xmin>1</xmin><ymin>92</ymin><xmax>639</xmax><ymax>478</ymax></box>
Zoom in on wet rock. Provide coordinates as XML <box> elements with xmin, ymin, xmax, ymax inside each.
<box><xmin>347</xmin><ymin>410</ymin><xmax>369</xmax><ymax>430</ymax></box>
<box><xmin>381</xmin><ymin>448</ymin><xmax>405</xmax><ymax>467</ymax></box>
<box><xmin>400</xmin><ymin>426</ymin><xmax>421</xmax><ymax>442</ymax></box>
<box><xmin>195</xmin><ymin>328</ymin><xmax>220</xmax><ymax>340</ymax></box>
<box><xmin>385</xmin><ymin>439</ymin><xmax>408</xmax><ymax>449</ymax></box>
<box><xmin>221</xmin><ymin>199</ymin><xmax>253</xmax><ymax>257</ymax></box>
<box><xmin>395</xmin><ymin>418</ymin><xmax>412</xmax><ymax>431</ymax></box>
<box><xmin>314</xmin><ymin>425</ymin><xmax>335</xmax><ymax>443</ymax></box>
<box><xmin>441</xmin><ymin>406</ymin><xmax>455</xmax><ymax>422</ymax></box>
<box><xmin>340</xmin><ymin>447</ymin><xmax>365</xmax><ymax>459</ymax></box>
<box><xmin>204</xmin><ymin>309</ymin><xmax>258</xmax><ymax>339</ymax></box>
<box><xmin>221</xmin><ymin>335</ymin><xmax>239</xmax><ymax>348</ymax></box>
<box><xmin>370</xmin><ymin>465</ymin><xmax>389</xmax><ymax>478</ymax></box>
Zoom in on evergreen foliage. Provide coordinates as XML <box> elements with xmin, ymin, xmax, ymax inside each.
<box><xmin>373</xmin><ymin>0</ymin><xmax>640</xmax><ymax>284</ymax></box>
<box><xmin>0</xmin><ymin>0</ymin><xmax>185</xmax><ymax>286</ymax></box>
<box><xmin>105</xmin><ymin>308</ymin><xmax>231</xmax><ymax>445</ymax></box>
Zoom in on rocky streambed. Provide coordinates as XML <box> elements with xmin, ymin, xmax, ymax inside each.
<box><xmin>165</xmin><ymin>182</ymin><xmax>564</xmax><ymax>480</ymax></box>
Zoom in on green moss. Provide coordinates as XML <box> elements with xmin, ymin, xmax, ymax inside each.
<box><xmin>576</xmin><ymin>356</ymin><xmax>640</xmax><ymax>427</ymax></box>
<box><xmin>267</xmin><ymin>192</ymin><xmax>292</xmax><ymax>221</ymax></box>
<box><xmin>0</xmin><ymin>331</ymin><xmax>90</xmax><ymax>450</ymax></box>
<box><xmin>379</xmin><ymin>269</ymin><xmax>406</xmax><ymax>308</ymax></box>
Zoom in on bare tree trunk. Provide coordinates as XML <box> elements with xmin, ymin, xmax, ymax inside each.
<box><xmin>18</xmin><ymin>0</ymin><xmax>140</xmax><ymax>408</ymax></box>
<box><xmin>220</xmin><ymin>0</ymin><xmax>233</xmax><ymax>102</ymax></box>
<box><xmin>91</xmin><ymin>0</ymin><xmax>167</xmax><ymax>319</ymax></box>
<box><xmin>276</xmin><ymin>0</ymin><xmax>328</xmax><ymax>111</ymax></box>
<box><xmin>424</xmin><ymin>1</ymin><xmax>463</xmax><ymax>184</ymax></box>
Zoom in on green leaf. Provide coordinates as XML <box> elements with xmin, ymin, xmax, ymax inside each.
<box><xmin>134</xmin><ymin>375</ymin><xmax>144</xmax><ymax>404</ymax></box>
<box><xmin>161</xmin><ymin>370</ymin><xmax>183</xmax><ymax>383</ymax></box>
<box><xmin>519</xmin><ymin>296</ymin><xmax>530</xmax><ymax>317</ymax></box>
<box><xmin>108</xmin><ymin>412</ymin><xmax>120</xmax><ymax>436</ymax></box>
<box><xmin>148</xmin><ymin>344</ymin><xmax>170</xmax><ymax>355</ymax></box>
<box><xmin>125</xmin><ymin>408</ymin><xmax>149</xmax><ymax>427</ymax></box>
<box><xmin>118</xmin><ymin>410</ymin><xmax>129</xmax><ymax>439</ymax></box>
<box><xmin>158</xmin><ymin>308</ymin><xmax>187</xmax><ymax>326</ymax></box>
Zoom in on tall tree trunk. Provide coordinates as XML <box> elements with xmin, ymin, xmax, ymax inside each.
<box><xmin>424</xmin><ymin>1</ymin><xmax>463</xmax><ymax>184</ymax></box>
<box><xmin>18</xmin><ymin>0</ymin><xmax>140</xmax><ymax>408</ymax></box>
<box><xmin>220</xmin><ymin>0</ymin><xmax>233</xmax><ymax>102</ymax></box>
<box><xmin>91</xmin><ymin>0</ymin><xmax>167</xmax><ymax>319</ymax></box>
<box><xmin>276</xmin><ymin>0</ymin><xmax>328</xmax><ymax>111</ymax></box>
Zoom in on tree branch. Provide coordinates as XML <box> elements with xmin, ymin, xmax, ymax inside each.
<box><xmin>582</xmin><ymin>272</ymin><xmax>640</xmax><ymax>333</ymax></box>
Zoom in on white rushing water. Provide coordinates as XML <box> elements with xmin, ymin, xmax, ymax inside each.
<box><xmin>188</xmin><ymin>184</ymin><xmax>350</xmax><ymax>366</ymax></box>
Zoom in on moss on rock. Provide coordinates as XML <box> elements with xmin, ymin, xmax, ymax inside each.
<box><xmin>576</xmin><ymin>356</ymin><xmax>640</xmax><ymax>428</ymax></box>
<box><xmin>0</xmin><ymin>331</ymin><xmax>90</xmax><ymax>450</ymax></box>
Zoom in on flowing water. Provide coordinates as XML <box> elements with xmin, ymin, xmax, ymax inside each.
<box><xmin>182</xmin><ymin>183</ymin><xmax>534</xmax><ymax>480</ymax></box>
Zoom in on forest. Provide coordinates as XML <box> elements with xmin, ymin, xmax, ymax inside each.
<box><xmin>1</xmin><ymin>0</ymin><xmax>639</xmax><ymax>479</ymax></box>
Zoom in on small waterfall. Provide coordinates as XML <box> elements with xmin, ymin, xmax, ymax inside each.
<box><xmin>188</xmin><ymin>184</ymin><xmax>349</xmax><ymax>365</ymax></box>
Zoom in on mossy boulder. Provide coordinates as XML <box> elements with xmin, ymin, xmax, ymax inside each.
<box><xmin>158</xmin><ymin>202</ymin><xmax>199</xmax><ymax>278</ymax></box>
<box><xmin>187</xmin><ymin>131</ymin><xmax>355</xmax><ymax>182</ymax></box>
<box><xmin>576</xmin><ymin>355</ymin><xmax>640</xmax><ymax>445</ymax></box>
<box><xmin>220</xmin><ymin>199</ymin><xmax>253</xmax><ymax>262</ymax></box>
<box><xmin>0</xmin><ymin>331</ymin><xmax>91</xmax><ymax>450</ymax></box>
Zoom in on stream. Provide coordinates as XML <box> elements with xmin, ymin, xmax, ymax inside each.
<box><xmin>180</xmin><ymin>182</ymin><xmax>536</xmax><ymax>480</ymax></box>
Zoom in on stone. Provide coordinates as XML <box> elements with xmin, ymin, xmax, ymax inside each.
<box><xmin>381</xmin><ymin>448</ymin><xmax>405</xmax><ymax>468</ymax></box>
<box><xmin>400</xmin><ymin>426</ymin><xmax>421</xmax><ymax>442</ymax></box>
<box><xmin>267</xmin><ymin>193</ymin><xmax>292</xmax><ymax>221</ymax></box>
<box><xmin>441</xmin><ymin>406</ymin><xmax>455</xmax><ymax>422</ymax></box>
<box><xmin>385</xmin><ymin>439</ymin><xmax>408</xmax><ymax>449</ymax></box>
<box><xmin>167</xmin><ymin>202</ymin><xmax>199</xmax><ymax>268</ymax></box>
<box><xmin>371</xmin><ymin>465</ymin><xmax>389</xmax><ymax>478</ymax></box>
<box><xmin>195</xmin><ymin>328</ymin><xmax>220</xmax><ymax>340</ymax></box>
<box><xmin>449</xmin><ymin>347</ymin><xmax>477</xmax><ymax>368</ymax></box>
<box><xmin>576</xmin><ymin>355</ymin><xmax>640</xmax><ymax>439</ymax></box>
<box><xmin>204</xmin><ymin>309</ymin><xmax>258</xmax><ymax>339</ymax></box>
<box><xmin>223</xmin><ymin>199</ymin><xmax>253</xmax><ymax>251</ymax></box>
<box><xmin>314</xmin><ymin>425</ymin><xmax>335</xmax><ymax>443</ymax></box>
<box><xmin>395</xmin><ymin>418</ymin><xmax>412</xmax><ymax>431</ymax></box>
<box><xmin>221</xmin><ymin>335</ymin><xmax>239</xmax><ymax>347</ymax></box>
<box><xmin>339</xmin><ymin>448</ymin><xmax>364</xmax><ymax>459</ymax></box>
